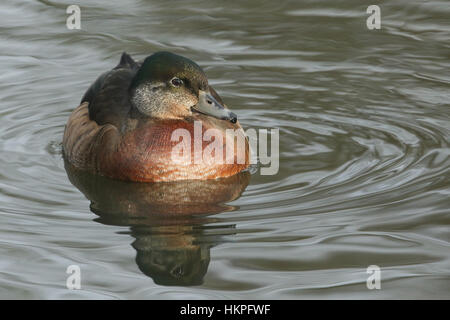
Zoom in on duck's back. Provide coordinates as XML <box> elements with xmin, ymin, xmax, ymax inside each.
<box><xmin>63</xmin><ymin>53</ymin><xmax>139</xmax><ymax>173</ymax></box>
<box><xmin>82</xmin><ymin>52</ymin><xmax>140</xmax><ymax>129</ymax></box>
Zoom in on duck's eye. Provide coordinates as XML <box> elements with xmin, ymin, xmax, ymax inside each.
<box><xmin>170</xmin><ymin>77</ymin><xmax>183</xmax><ymax>87</ymax></box>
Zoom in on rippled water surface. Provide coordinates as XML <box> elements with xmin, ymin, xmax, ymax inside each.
<box><xmin>0</xmin><ymin>0</ymin><xmax>449</xmax><ymax>299</ymax></box>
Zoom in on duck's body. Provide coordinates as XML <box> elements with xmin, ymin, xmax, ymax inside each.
<box><xmin>63</xmin><ymin>52</ymin><xmax>249</xmax><ymax>182</ymax></box>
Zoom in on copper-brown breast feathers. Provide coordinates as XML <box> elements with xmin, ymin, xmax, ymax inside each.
<box><xmin>63</xmin><ymin>103</ymin><xmax>249</xmax><ymax>182</ymax></box>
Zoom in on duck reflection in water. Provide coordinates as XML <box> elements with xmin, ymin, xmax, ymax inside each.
<box><xmin>65</xmin><ymin>161</ymin><xmax>250</xmax><ymax>286</ymax></box>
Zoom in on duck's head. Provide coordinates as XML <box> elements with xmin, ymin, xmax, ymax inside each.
<box><xmin>129</xmin><ymin>51</ymin><xmax>237</xmax><ymax>123</ymax></box>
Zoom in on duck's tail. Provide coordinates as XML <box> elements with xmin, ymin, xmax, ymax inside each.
<box><xmin>115</xmin><ymin>52</ymin><xmax>139</xmax><ymax>70</ymax></box>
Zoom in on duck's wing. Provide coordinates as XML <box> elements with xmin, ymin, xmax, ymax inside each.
<box><xmin>82</xmin><ymin>52</ymin><xmax>141</xmax><ymax>129</ymax></box>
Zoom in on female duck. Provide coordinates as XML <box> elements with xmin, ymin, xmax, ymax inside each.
<box><xmin>63</xmin><ymin>52</ymin><xmax>249</xmax><ymax>182</ymax></box>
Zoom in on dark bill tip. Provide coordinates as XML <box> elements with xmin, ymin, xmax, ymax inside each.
<box><xmin>229</xmin><ymin>112</ymin><xmax>237</xmax><ymax>124</ymax></box>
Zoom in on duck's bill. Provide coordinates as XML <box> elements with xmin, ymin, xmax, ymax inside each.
<box><xmin>192</xmin><ymin>90</ymin><xmax>237</xmax><ymax>123</ymax></box>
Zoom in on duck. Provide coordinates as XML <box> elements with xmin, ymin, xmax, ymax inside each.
<box><xmin>63</xmin><ymin>51</ymin><xmax>249</xmax><ymax>182</ymax></box>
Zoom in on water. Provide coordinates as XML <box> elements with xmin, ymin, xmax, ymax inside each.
<box><xmin>0</xmin><ymin>0</ymin><xmax>449</xmax><ymax>299</ymax></box>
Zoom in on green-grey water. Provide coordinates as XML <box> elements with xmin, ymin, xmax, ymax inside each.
<box><xmin>0</xmin><ymin>0</ymin><xmax>449</xmax><ymax>299</ymax></box>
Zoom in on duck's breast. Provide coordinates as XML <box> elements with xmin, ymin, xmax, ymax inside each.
<box><xmin>103</xmin><ymin>118</ymin><xmax>249</xmax><ymax>182</ymax></box>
